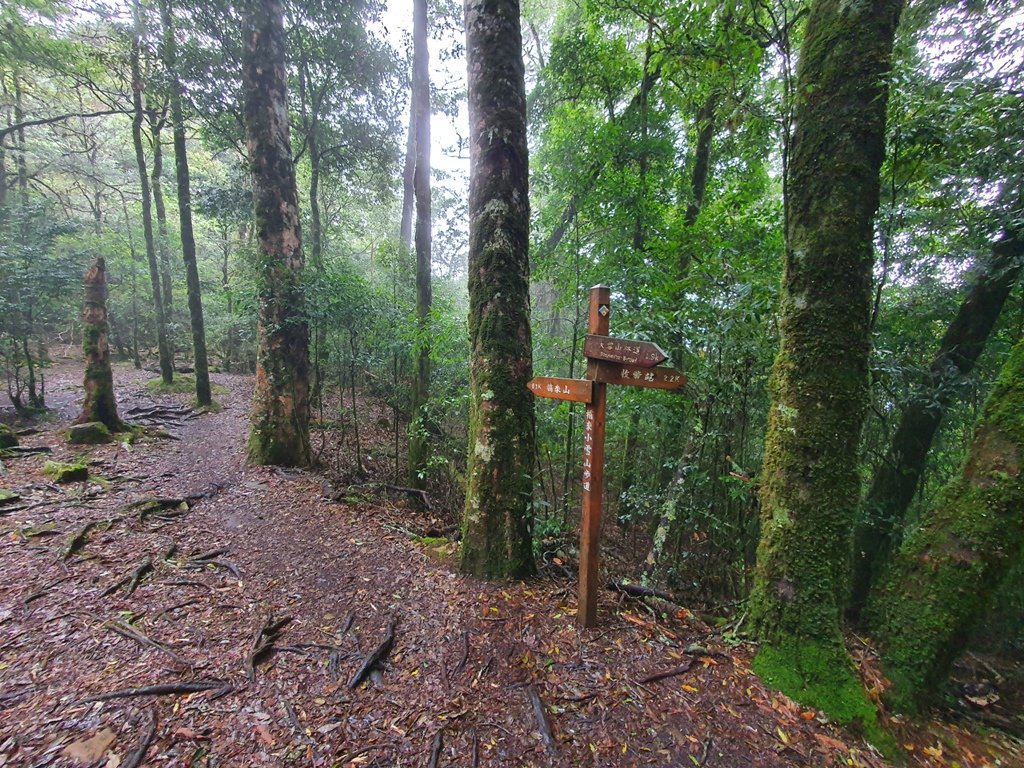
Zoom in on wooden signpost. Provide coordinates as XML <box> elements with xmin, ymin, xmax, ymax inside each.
<box><xmin>527</xmin><ymin>285</ymin><xmax>686</xmax><ymax>628</ymax></box>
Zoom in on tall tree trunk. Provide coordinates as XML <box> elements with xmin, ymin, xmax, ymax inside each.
<box><xmin>746</xmin><ymin>0</ymin><xmax>902</xmax><ymax>723</ymax></box>
<box><xmin>149</xmin><ymin>108</ymin><xmax>174</xmax><ymax>306</ymax></box>
<box><xmin>130</xmin><ymin>0</ymin><xmax>173</xmax><ymax>384</ymax></box>
<box><xmin>159</xmin><ymin>0</ymin><xmax>211</xmax><ymax>406</ymax></box>
<box><xmin>79</xmin><ymin>258</ymin><xmax>124</xmax><ymax>431</ymax></box>
<box><xmin>868</xmin><ymin>337</ymin><xmax>1024</xmax><ymax>712</ymax></box>
<box><xmin>242</xmin><ymin>0</ymin><xmax>311</xmax><ymax>467</ymax></box>
<box><xmin>849</xmin><ymin>227</ymin><xmax>1024</xmax><ymax>619</ymax></box>
<box><xmin>460</xmin><ymin>0</ymin><xmax>535</xmax><ymax>579</ymax></box>
<box><xmin>399</xmin><ymin>109</ymin><xmax>415</xmax><ymax>250</ymax></box>
<box><xmin>408</xmin><ymin>0</ymin><xmax>432</xmax><ymax>490</ymax></box>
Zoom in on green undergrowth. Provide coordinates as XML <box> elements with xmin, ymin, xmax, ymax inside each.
<box><xmin>753</xmin><ymin>641</ymin><xmax>897</xmax><ymax>756</ymax></box>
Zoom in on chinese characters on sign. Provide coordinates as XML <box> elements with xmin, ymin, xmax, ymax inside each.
<box><xmin>526</xmin><ymin>286</ymin><xmax>685</xmax><ymax>628</ymax></box>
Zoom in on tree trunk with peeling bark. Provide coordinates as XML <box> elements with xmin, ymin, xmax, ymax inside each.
<box><xmin>242</xmin><ymin>0</ymin><xmax>311</xmax><ymax>467</ymax></box>
<box><xmin>460</xmin><ymin>0</ymin><xmax>535</xmax><ymax>579</ymax></box>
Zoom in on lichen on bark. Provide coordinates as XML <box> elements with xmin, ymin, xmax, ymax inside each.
<box><xmin>459</xmin><ymin>0</ymin><xmax>535</xmax><ymax>579</ymax></box>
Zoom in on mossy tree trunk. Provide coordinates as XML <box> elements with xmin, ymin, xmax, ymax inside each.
<box><xmin>849</xmin><ymin>227</ymin><xmax>1023</xmax><ymax>619</ymax></box>
<box><xmin>159</xmin><ymin>0</ymin><xmax>211</xmax><ymax>407</ymax></box>
<box><xmin>408</xmin><ymin>0</ymin><xmax>432</xmax><ymax>492</ymax></box>
<box><xmin>79</xmin><ymin>257</ymin><xmax>124</xmax><ymax>431</ymax></box>
<box><xmin>868</xmin><ymin>338</ymin><xmax>1024</xmax><ymax>711</ymax></box>
<box><xmin>747</xmin><ymin>0</ymin><xmax>902</xmax><ymax>699</ymax></box>
<box><xmin>242</xmin><ymin>0</ymin><xmax>311</xmax><ymax>467</ymax></box>
<box><xmin>130</xmin><ymin>0</ymin><xmax>173</xmax><ymax>385</ymax></box>
<box><xmin>460</xmin><ymin>0</ymin><xmax>535</xmax><ymax>579</ymax></box>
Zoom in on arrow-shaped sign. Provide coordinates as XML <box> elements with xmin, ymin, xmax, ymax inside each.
<box><xmin>528</xmin><ymin>376</ymin><xmax>594</xmax><ymax>403</ymax></box>
<box><xmin>584</xmin><ymin>334</ymin><xmax>668</xmax><ymax>368</ymax></box>
<box><xmin>591</xmin><ymin>361</ymin><xmax>686</xmax><ymax>390</ymax></box>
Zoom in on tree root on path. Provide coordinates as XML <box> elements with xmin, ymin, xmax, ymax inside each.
<box><xmin>348</xmin><ymin>618</ymin><xmax>397</xmax><ymax>689</ymax></box>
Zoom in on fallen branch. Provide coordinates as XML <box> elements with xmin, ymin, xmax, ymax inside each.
<box><xmin>0</xmin><ymin>445</ymin><xmax>52</xmax><ymax>457</ymax></box>
<box><xmin>189</xmin><ymin>547</ymin><xmax>228</xmax><ymax>562</ymax></box>
<box><xmin>383</xmin><ymin>484</ymin><xmax>432</xmax><ymax>511</ymax></box>
<box><xmin>526</xmin><ymin>684</ymin><xmax>557</xmax><ymax>755</ymax></box>
<box><xmin>81</xmin><ymin>680</ymin><xmax>226</xmax><ymax>703</ymax></box>
<box><xmin>427</xmin><ymin>730</ymin><xmax>444</xmax><ymax>768</ymax></box>
<box><xmin>246</xmin><ymin>615</ymin><xmax>292</xmax><ymax>682</ymax></box>
<box><xmin>638</xmin><ymin>659</ymin><xmax>694</xmax><ymax>684</ymax></box>
<box><xmin>453</xmin><ymin>630</ymin><xmax>470</xmax><ymax>675</ymax></box>
<box><xmin>154</xmin><ymin>599</ymin><xmax>199</xmax><ymax>620</ymax></box>
<box><xmin>348</xmin><ymin>617</ymin><xmax>397</xmax><ymax>689</ymax></box>
<box><xmin>122</xmin><ymin>708</ymin><xmax>158</xmax><ymax>768</ymax></box>
<box><xmin>607</xmin><ymin>581</ymin><xmax>675</xmax><ymax>602</ymax></box>
<box><xmin>24</xmin><ymin>575</ymin><xmax>74</xmax><ymax>605</ymax></box>
<box><xmin>104</xmin><ymin>619</ymin><xmax>192</xmax><ymax>668</ymax></box>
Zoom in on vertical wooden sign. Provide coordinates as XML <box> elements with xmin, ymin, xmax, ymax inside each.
<box><xmin>579</xmin><ymin>285</ymin><xmax>610</xmax><ymax>628</ymax></box>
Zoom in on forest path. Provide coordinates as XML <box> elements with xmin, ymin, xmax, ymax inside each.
<box><xmin>0</xmin><ymin>362</ymin><xmax>1016</xmax><ymax>768</ymax></box>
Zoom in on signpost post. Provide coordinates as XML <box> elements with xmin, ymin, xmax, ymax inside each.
<box><xmin>527</xmin><ymin>285</ymin><xmax>686</xmax><ymax>628</ymax></box>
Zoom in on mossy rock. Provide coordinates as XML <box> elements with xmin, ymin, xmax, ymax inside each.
<box><xmin>0</xmin><ymin>424</ymin><xmax>18</xmax><ymax>449</ymax></box>
<box><xmin>67</xmin><ymin>421</ymin><xmax>113</xmax><ymax>445</ymax></box>
<box><xmin>43</xmin><ymin>459</ymin><xmax>89</xmax><ymax>483</ymax></box>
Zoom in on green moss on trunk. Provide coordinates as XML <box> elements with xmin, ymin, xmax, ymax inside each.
<box><xmin>747</xmin><ymin>0</ymin><xmax>902</xmax><ymax>726</ymax></box>
<box><xmin>868</xmin><ymin>338</ymin><xmax>1024</xmax><ymax>712</ymax></box>
<box><xmin>460</xmin><ymin>0</ymin><xmax>535</xmax><ymax>579</ymax></box>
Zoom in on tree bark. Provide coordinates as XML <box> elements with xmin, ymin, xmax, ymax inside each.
<box><xmin>130</xmin><ymin>0</ymin><xmax>174</xmax><ymax>384</ymax></box>
<box><xmin>460</xmin><ymin>0</ymin><xmax>535</xmax><ymax>579</ymax></box>
<box><xmin>148</xmin><ymin>107</ymin><xmax>174</xmax><ymax>307</ymax></box>
<box><xmin>399</xmin><ymin>108</ymin><xmax>415</xmax><ymax>250</ymax></box>
<box><xmin>159</xmin><ymin>0</ymin><xmax>211</xmax><ymax>407</ymax></box>
<box><xmin>849</xmin><ymin>227</ymin><xmax>1024</xmax><ymax>618</ymax></box>
<box><xmin>79</xmin><ymin>258</ymin><xmax>124</xmax><ymax>431</ymax></box>
<box><xmin>746</xmin><ymin>0</ymin><xmax>902</xmax><ymax>713</ymax></box>
<box><xmin>242</xmin><ymin>0</ymin><xmax>311</xmax><ymax>467</ymax></box>
<box><xmin>408</xmin><ymin>0</ymin><xmax>432</xmax><ymax>491</ymax></box>
<box><xmin>868</xmin><ymin>338</ymin><xmax>1024</xmax><ymax>711</ymax></box>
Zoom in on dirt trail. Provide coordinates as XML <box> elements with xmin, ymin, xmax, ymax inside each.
<box><xmin>0</xmin><ymin>362</ymin><xmax>1019</xmax><ymax>767</ymax></box>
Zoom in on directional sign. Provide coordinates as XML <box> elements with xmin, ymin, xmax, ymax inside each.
<box><xmin>527</xmin><ymin>285</ymin><xmax>686</xmax><ymax>629</ymax></box>
<box><xmin>591</xmin><ymin>361</ymin><xmax>687</xmax><ymax>390</ymax></box>
<box><xmin>583</xmin><ymin>334</ymin><xmax>668</xmax><ymax>368</ymax></box>
<box><xmin>528</xmin><ymin>376</ymin><xmax>593</xmax><ymax>404</ymax></box>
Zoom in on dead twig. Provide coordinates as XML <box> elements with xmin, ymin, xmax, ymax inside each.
<box><xmin>122</xmin><ymin>709</ymin><xmax>158</xmax><ymax>768</ymax></box>
<box><xmin>427</xmin><ymin>729</ymin><xmax>443</xmax><ymax>768</ymax></box>
<box><xmin>104</xmin><ymin>619</ymin><xmax>192</xmax><ymax>668</ymax></box>
<box><xmin>526</xmin><ymin>684</ymin><xmax>557</xmax><ymax>755</ymax></box>
<box><xmin>23</xmin><ymin>575</ymin><xmax>74</xmax><ymax>605</ymax></box>
<box><xmin>348</xmin><ymin>617</ymin><xmax>397</xmax><ymax>689</ymax></box>
<box><xmin>607</xmin><ymin>581</ymin><xmax>675</xmax><ymax>602</ymax></box>
<box><xmin>453</xmin><ymin>630</ymin><xmax>470</xmax><ymax>675</ymax></box>
<box><xmin>638</xmin><ymin>659</ymin><xmax>694</xmax><ymax>684</ymax></box>
<box><xmin>81</xmin><ymin>680</ymin><xmax>226</xmax><ymax>703</ymax></box>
